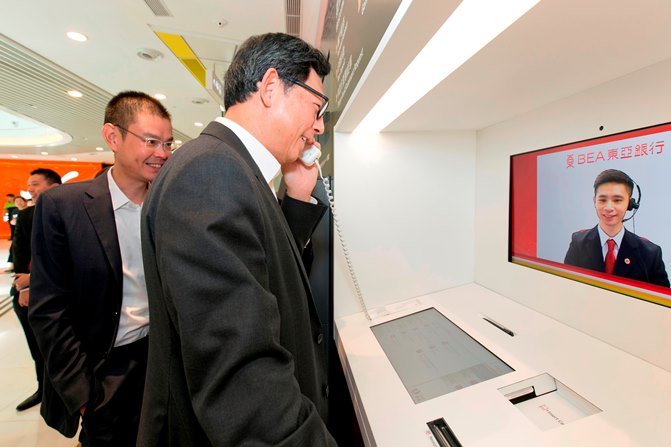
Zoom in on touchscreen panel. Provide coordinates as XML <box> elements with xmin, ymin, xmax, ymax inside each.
<box><xmin>371</xmin><ymin>308</ymin><xmax>514</xmax><ymax>404</ymax></box>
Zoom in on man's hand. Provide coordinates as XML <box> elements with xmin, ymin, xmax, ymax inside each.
<box><xmin>14</xmin><ymin>272</ymin><xmax>30</xmax><ymax>290</ymax></box>
<box><xmin>18</xmin><ymin>289</ymin><xmax>30</xmax><ymax>307</ymax></box>
<box><xmin>283</xmin><ymin>145</ymin><xmax>320</xmax><ymax>202</ymax></box>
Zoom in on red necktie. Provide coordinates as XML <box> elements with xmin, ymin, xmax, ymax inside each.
<box><xmin>605</xmin><ymin>239</ymin><xmax>616</xmax><ymax>275</ymax></box>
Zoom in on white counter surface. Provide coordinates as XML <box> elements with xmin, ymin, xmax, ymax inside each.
<box><xmin>335</xmin><ymin>283</ymin><xmax>671</xmax><ymax>446</ymax></box>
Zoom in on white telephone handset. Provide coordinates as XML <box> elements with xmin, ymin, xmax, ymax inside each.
<box><xmin>300</xmin><ymin>145</ymin><xmax>322</xmax><ymax>166</ymax></box>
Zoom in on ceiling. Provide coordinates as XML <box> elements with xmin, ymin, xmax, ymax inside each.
<box><xmin>2</xmin><ymin>0</ymin><xmax>671</xmax><ymax>162</ymax></box>
<box><xmin>0</xmin><ymin>0</ymin><xmax>323</xmax><ymax>162</ymax></box>
<box><xmin>337</xmin><ymin>0</ymin><xmax>671</xmax><ymax>133</ymax></box>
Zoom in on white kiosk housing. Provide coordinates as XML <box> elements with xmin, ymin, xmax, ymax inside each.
<box><xmin>331</xmin><ymin>1</ymin><xmax>671</xmax><ymax>445</ymax></box>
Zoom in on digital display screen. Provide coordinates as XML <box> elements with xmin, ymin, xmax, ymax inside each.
<box><xmin>509</xmin><ymin>122</ymin><xmax>671</xmax><ymax>307</ymax></box>
<box><xmin>371</xmin><ymin>308</ymin><xmax>514</xmax><ymax>404</ymax></box>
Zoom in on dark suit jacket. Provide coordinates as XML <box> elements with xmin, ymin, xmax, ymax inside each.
<box><xmin>12</xmin><ymin>206</ymin><xmax>35</xmax><ymax>274</ymax></box>
<box><xmin>564</xmin><ymin>225</ymin><xmax>670</xmax><ymax>287</ymax></box>
<box><xmin>138</xmin><ymin>121</ymin><xmax>335</xmax><ymax>446</ymax></box>
<box><xmin>28</xmin><ymin>174</ymin><xmax>123</xmax><ymax>437</ymax></box>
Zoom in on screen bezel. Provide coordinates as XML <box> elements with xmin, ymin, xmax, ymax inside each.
<box><xmin>508</xmin><ymin>121</ymin><xmax>671</xmax><ymax>308</ymax></box>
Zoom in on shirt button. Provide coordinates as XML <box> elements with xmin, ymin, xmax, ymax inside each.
<box><xmin>322</xmin><ymin>384</ymin><xmax>329</xmax><ymax>397</ymax></box>
<box><xmin>315</xmin><ymin>333</ymin><xmax>324</xmax><ymax>345</ymax></box>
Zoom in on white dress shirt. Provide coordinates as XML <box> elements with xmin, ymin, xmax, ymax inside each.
<box><xmin>215</xmin><ymin>117</ymin><xmax>280</xmax><ymax>196</ymax></box>
<box><xmin>107</xmin><ymin>168</ymin><xmax>149</xmax><ymax>347</ymax></box>
<box><xmin>597</xmin><ymin>225</ymin><xmax>624</xmax><ymax>261</ymax></box>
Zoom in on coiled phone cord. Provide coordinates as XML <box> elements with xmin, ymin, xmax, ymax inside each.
<box><xmin>316</xmin><ymin>162</ymin><xmax>371</xmax><ymax>321</ymax></box>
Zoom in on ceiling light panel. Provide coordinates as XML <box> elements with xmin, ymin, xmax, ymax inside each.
<box><xmin>0</xmin><ymin>34</ymin><xmax>191</xmax><ymax>154</ymax></box>
<box><xmin>355</xmin><ymin>0</ymin><xmax>541</xmax><ymax>133</ymax></box>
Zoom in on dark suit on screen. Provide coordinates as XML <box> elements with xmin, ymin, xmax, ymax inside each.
<box><xmin>138</xmin><ymin>122</ymin><xmax>335</xmax><ymax>446</ymax></box>
<box><xmin>563</xmin><ymin>225</ymin><xmax>670</xmax><ymax>287</ymax></box>
<box><xmin>28</xmin><ymin>173</ymin><xmax>141</xmax><ymax>441</ymax></box>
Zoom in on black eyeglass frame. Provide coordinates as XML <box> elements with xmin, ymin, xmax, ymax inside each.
<box><xmin>113</xmin><ymin>124</ymin><xmax>176</xmax><ymax>153</ymax></box>
<box><xmin>285</xmin><ymin>78</ymin><xmax>329</xmax><ymax>120</ymax></box>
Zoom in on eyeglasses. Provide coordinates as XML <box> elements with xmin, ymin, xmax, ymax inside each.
<box><xmin>286</xmin><ymin>78</ymin><xmax>329</xmax><ymax>120</ymax></box>
<box><xmin>114</xmin><ymin>124</ymin><xmax>176</xmax><ymax>153</ymax></box>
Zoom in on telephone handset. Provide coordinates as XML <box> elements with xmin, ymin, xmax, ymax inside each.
<box><xmin>300</xmin><ymin>145</ymin><xmax>322</xmax><ymax>166</ymax></box>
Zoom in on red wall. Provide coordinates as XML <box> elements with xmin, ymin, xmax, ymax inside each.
<box><xmin>1</xmin><ymin>160</ymin><xmax>108</xmax><ymax>240</ymax></box>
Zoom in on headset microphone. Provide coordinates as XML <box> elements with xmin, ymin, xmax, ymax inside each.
<box><xmin>623</xmin><ymin>178</ymin><xmax>641</xmax><ymax>222</ymax></box>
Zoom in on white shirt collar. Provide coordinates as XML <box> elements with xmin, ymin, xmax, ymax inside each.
<box><xmin>214</xmin><ymin>117</ymin><xmax>281</xmax><ymax>187</ymax></box>
<box><xmin>107</xmin><ymin>167</ymin><xmax>138</xmax><ymax>210</ymax></box>
<box><xmin>597</xmin><ymin>225</ymin><xmax>624</xmax><ymax>248</ymax></box>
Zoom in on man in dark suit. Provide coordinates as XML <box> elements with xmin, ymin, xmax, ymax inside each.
<box><xmin>11</xmin><ymin>168</ymin><xmax>62</xmax><ymax>411</ymax></box>
<box><xmin>564</xmin><ymin>169</ymin><xmax>669</xmax><ymax>287</ymax></box>
<box><xmin>138</xmin><ymin>33</ymin><xmax>336</xmax><ymax>446</ymax></box>
<box><xmin>28</xmin><ymin>91</ymin><xmax>174</xmax><ymax>446</ymax></box>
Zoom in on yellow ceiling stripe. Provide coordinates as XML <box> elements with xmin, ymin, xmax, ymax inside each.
<box><xmin>155</xmin><ymin>32</ymin><xmax>206</xmax><ymax>88</ymax></box>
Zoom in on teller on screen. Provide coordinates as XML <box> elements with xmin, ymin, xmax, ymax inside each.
<box><xmin>563</xmin><ymin>169</ymin><xmax>670</xmax><ymax>287</ymax></box>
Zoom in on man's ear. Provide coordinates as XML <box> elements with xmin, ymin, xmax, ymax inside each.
<box><xmin>258</xmin><ymin>68</ymin><xmax>281</xmax><ymax>109</ymax></box>
<box><xmin>102</xmin><ymin>123</ymin><xmax>118</xmax><ymax>153</ymax></box>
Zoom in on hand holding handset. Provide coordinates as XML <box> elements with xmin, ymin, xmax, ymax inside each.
<box><xmin>300</xmin><ymin>145</ymin><xmax>322</xmax><ymax>166</ymax></box>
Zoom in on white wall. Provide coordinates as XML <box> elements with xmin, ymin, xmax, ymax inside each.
<box><xmin>333</xmin><ymin>130</ymin><xmax>476</xmax><ymax>318</ymax></box>
<box><xmin>475</xmin><ymin>57</ymin><xmax>671</xmax><ymax>372</ymax></box>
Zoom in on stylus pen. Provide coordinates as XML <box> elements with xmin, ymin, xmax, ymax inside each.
<box><xmin>482</xmin><ymin>316</ymin><xmax>515</xmax><ymax>337</ymax></box>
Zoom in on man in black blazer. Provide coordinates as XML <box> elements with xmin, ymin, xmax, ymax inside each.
<box><xmin>11</xmin><ymin>168</ymin><xmax>62</xmax><ymax>411</ymax></box>
<box><xmin>138</xmin><ymin>33</ymin><xmax>336</xmax><ymax>445</ymax></box>
<box><xmin>564</xmin><ymin>169</ymin><xmax>669</xmax><ymax>287</ymax></box>
<box><xmin>28</xmin><ymin>92</ymin><xmax>174</xmax><ymax>446</ymax></box>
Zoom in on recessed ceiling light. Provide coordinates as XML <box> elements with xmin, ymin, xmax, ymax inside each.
<box><xmin>95</xmin><ymin>146</ymin><xmax>104</xmax><ymax>151</ymax></box>
<box><xmin>66</xmin><ymin>31</ymin><xmax>88</xmax><ymax>42</ymax></box>
<box><xmin>194</xmin><ymin>122</ymin><xmax>203</xmax><ymax>127</ymax></box>
<box><xmin>11</xmin><ymin>155</ymin><xmax>18</xmax><ymax>159</ymax></box>
<box><xmin>67</xmin><ymin>90</ymin><xmax>83</xmax><ymax>98</ymax></box>
<box><xmin>154</xmin><ymin>93</ymin><xmax>167</xmax><ymax>100</ymax></box>
<box><xmin>71</xmin><ymin>157</ymin><xmax>78</xmax><ymax>161</ymax></box>
<box><xmin>137</xmin><ymin>48</ymin><xmax>164</xmax><ymax>61</ymax></box>
<box><xmin>41</xmin><ymin>151</ymin><xmax>49</xmax><ymax>155</ymax></box>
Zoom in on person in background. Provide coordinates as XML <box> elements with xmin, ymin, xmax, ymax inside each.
<box><xmin>5</xmin><ymin>196</ymin><xmax>28</xmax><ymax>271</ymax></box>
<box><xmin>563</xmin><ymin>168</ymin><xmax>669</xmax><ymax>287</ymax></box>
<box><xmin>12</xmin><ymin>195</ymin><xmax>28</xmax><ymax>211</ymax></box>
<box><xmin>27</xmin><ymin>91</ymin><xmax>173</xmax><ymax>446</ymax></box>
<box><xmin>11</xmin><ymin>169</ymin><xmax>62</xmax><ymax>411</ymax></box>
<box><xmin>138</xmin><ymin>32</ymin><xmax>335</xmax><ymax>446</ymax></box>
<box><xmin>4</xmin><ymin>193</ymin><xmax>17</xmax><ymax>241</ymax></box>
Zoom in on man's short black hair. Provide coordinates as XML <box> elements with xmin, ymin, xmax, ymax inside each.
<box><xmin>30</xmin><ymin>168</ymin><xmax>62</xmax><ymax>185</ymax></box>
<box><xmin>223</xmin><ymin>32</ymin><xmax>331</xmax><ymax>110</ymax></box>
<box><xmin>593</xmin><ymin>169</ymin><xmax>633</xmax><ymax>197</ymax></box>
<box><xmin>104</xmin><ymin>91</ymin><xmax>171</xmax><ymax>137</ymax></box>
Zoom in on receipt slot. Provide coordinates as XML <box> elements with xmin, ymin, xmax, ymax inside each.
<box><xmin>498</xmin><ymin>373</ymin><xmax>602</xmax><ymax>431</ymax></box>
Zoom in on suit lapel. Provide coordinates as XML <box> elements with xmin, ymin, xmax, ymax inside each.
<box><xmin>585</xmin><ymin>226</ymin><xmax>605</xmax><ymax>271</ymax></box>
<box><xmin>615</xmin><ymin>230</ymin><xmax>638</xmax><ymax>276</ymax></box>
<box><xmin>201</xmin><ymin>122</ymin><xmax>317</xmax><ymax>305</ymax></box>
<box><xmin>83</xmin><ymin>174</ymin><xmax>122</xmax><ymax>283</ymax></box>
